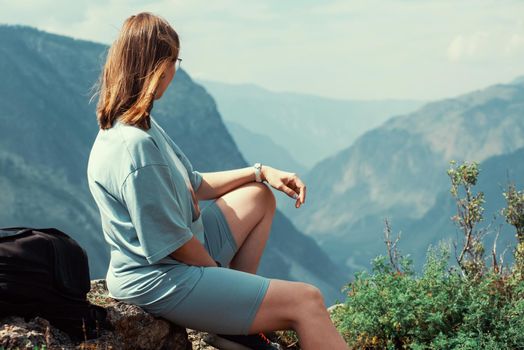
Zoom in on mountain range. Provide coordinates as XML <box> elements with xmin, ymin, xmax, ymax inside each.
<box><xmin>199</xmin><ymin>79</ymin><xmax>424</xmax><ymax>169</ymax></box>
<box><xmin>282</xmin><ymin>77</ymin><xmax>524</xmax><ymax>271</ymax></box>
<box><xmin>224</xmin><ymin>120</ymin><xmax>308</xmax><ymax>175</ymax></box>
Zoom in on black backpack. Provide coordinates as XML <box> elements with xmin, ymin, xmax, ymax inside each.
<box><xmin>0</xmin><ymin>227</ymin><xmax>110</xmax><ymax>340</ymax></box>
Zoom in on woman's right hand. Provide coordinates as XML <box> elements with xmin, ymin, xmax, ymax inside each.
<box><xmin>261</xmin><ymin>166</ymin><xmax>307</xmax><ymax>208</ymax></box>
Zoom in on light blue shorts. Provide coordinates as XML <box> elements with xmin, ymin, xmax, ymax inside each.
<box><xmin>144</xmin><ymin>200</ymin><xmax>271</xmax><ymax>335</ymax></box>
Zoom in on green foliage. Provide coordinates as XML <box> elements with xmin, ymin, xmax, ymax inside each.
<box><xmin>447</xmin><ymin>161</ymin><xmax>486</xmax><ymax>278</ymax></box>
<box><xmin>333</xmin><ymin>161</ymin><xmax>524</xmax><ymax>349</ymax></box>
<box><xmin>502</xmin><ymin>184</ymin><xmax>524</xmax><ymax>238</ymax></box>
<box><xmin>275</xmin><ymin>330</ymin><xmax>300</xmax><ymax>349</ymax></box>
<box><xmin>502</xmin><ymin>183</ymin><xmax>524</xmax><ymax>278</ymax></box>
<box><xmin>335</xmin><ymin>245</ymin><xmax>524</xmax><ymax>349</ymax></box>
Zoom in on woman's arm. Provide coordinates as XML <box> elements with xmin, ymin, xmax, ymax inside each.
<box><xmin>194</xmin><ymin>165</ymin><xmax>263</xmax><ymax>200</ymax></box>
<box><xmin>169</xmin><ymin>235</ymin><xmax>218</xmax><ymax>267</ymax></box>
<box><xmin>195</xmin><ymin>164</ymin><xmax>307</xmax><ymax>208</ymax></box>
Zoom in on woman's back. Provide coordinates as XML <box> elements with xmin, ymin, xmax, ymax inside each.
<box><xmin>87</xmin><ymin>116</ymin><xmax>205</xmax><ymax>306</ymax></box>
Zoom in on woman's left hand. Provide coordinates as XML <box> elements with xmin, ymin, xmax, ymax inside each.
<box><xmin>261</xmin><ymin>166</ymin><xmax>306</xmax><ymax>208</ymax></box>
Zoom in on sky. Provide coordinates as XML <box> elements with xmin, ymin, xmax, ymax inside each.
<box><xmin>1</xmin><ymin>0</ymin><xmax>523</xmax><ymax>101</ymax></box>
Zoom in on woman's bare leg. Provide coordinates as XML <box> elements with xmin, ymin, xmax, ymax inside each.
<box><xmin>214</xmin><ymin>182</ymin><xmax>276</xmax><ymax>273</ymax></box>
<box><xmin>248</xmin><ymin>280</ymin><xmax>350</xmax><ymax>350</ymax></box>
<box><xmin>214</xmin><ymin>183</ymin><xmax>349</xmax><ymax>349</ymax></box>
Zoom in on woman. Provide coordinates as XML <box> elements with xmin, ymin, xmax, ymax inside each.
<box><xmin>87</xmin><ymin>12</ymin><xmax>349</xmax><ymax>350</ymax></box>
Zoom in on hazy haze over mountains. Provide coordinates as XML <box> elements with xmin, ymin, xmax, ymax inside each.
<box><xmin>199</xmin><ymin>79</ymin><xmax>424</xmax><ymax>169</ymax></box>
<box><xmin>224</xmin><ymin>120</ymin><xmax>308</xmax><ymax>175</ymax></box>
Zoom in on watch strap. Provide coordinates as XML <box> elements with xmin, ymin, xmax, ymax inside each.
<box><xmin>254</xmin><ymin>162</ymin><xmax>262</xmax><ymax>183</ymax></box>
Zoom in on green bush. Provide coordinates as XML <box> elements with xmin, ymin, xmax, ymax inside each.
<box><xmin>333</xmin><ymin>161</ymin><xmax>524</xmax><ymax>349</ymax></box>
<box><xmin>334</xmin><ymin>245</ymin><xmax>524</xmax><ymax>349</ymax></box>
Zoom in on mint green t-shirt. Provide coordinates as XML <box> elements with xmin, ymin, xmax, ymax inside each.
<box><xmin>87</xmin><ymin>115</ymin><xmax>205</xmax><ymax>305</ymax></box>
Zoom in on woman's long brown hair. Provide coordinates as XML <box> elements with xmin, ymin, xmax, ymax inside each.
<box><xmin>92</xmin><ymin>12</ymin><xmax>179</xmax><ymax>130</ymax></box>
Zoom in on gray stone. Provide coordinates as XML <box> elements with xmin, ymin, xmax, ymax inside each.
<box><xmin>0</xmin><ymin>315</ymin><xmax>72</xmax><ymax>350</ymax></box>
<box><xmin>0</xmin><ymin>279</ymin><xmax>192</xmax><ymax>350</ymax></box>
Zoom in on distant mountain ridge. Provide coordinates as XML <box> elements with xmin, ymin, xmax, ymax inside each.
<box><xmin>199</xmin><ymin>79</ymin><xmax>424</xmax><ymax>169</ymax></box>
<box><xmin>0</xmin><ymin>24</ymin><xmax>347</xmax><ymax>305</ymax></box>
<box><xmin>284</xmin><ymin>77</ymin><xmax>524</xmax><ymax>270</ymax></box>
<box><xmin>511</xmin><ymin>75</ymin><xmax>524</xmax><ymax>85</ymax></box>
<box><xmin>224</xmin><ymin>120</ymin><xmax>308</xmax><ymax>175</ymax></box>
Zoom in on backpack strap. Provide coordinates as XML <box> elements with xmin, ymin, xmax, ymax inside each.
<box><xmin>0</xmin><ymin>227</ymin><xmax>70</xmax><ymax>238</ymax></box>
<box><xmin>0</xmin><ymin>227</ymin><xmax>34</xmax><ymax>238</ymax></box>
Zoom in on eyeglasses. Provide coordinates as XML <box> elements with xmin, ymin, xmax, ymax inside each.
<box><xmin>175</xmin><ymin>58</ymin><xmax>182</xmax><ymax>71</ymax></box>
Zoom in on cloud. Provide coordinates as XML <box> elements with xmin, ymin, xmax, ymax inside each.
<box><xmin>505</xmin><ymin>33</ymin><xmax>524</xmax><ymax>55</ymax></box>
<box><xmin>447</xmin><ymin>29</ymin><xmax>524</xmax><ymax>62</ymax></box>
<box><xmin>1</xmin><ymin>0</ymin><xmax>524</xmax><ymax>100</ymax></box>
<box><xmin>447</xmin><ymin>33</ymin><xmax>488</xmax><ymax>62</ymax></box>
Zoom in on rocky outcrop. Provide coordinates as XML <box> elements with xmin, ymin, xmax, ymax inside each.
<box><xmin>1</xmin><ymin>279</ymin><xmax>191</xmax><ymax>350</ymax></box>
<box><xmin>0</xmin><ymin>316</ymin><xmax>72</xmax><ymax>350</ymax></box>
<box><xmin>0</xmin><ymin>279</ymin><xmax>296</xmax><ymax>350</ymax></box>
<box><xmin>0</xmin><ymin>315</ymin><xmax>223</xmax><ymax>350</ymax></box>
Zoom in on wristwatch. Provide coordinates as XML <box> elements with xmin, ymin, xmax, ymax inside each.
<box><xmin>254</xmin><ymin>162</ymin><xmax>263</xmax><ymax>183</ymax></box>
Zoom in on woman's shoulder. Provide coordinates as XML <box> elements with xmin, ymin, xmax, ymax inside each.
<box><xmin>113</xmin><ymin>119</ymin><xmax>168</xmax><ymax>170</ymax></box>
<box><xmin>88</xmin><ymin>119</ymin><xmax>168</xmax><ymax>179</ymax></box>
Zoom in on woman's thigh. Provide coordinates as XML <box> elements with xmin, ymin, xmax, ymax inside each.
<box><xmin>151</xmin><ymin>269</ymin><xmax>319</xmax><ymax>335</ymax></box>
<box><xmin>212</xmin><ymin>182</ymin><xmax>275</xmax><ymax>249</ymax></box>
<box><xmin>152</xmin><ymin>266</ymin><xmax>272</xmax><ymax>335</ymax></box>
<box><xmin>200</xmin><ymin>183</ymin><xmax>274</xmax><ymax>264</ymax></box>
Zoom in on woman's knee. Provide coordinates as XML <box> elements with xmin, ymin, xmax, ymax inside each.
<box><xmin>241</xmin><ymin>182</ymin><xmax>276</xmax><ymax>212</ymax></box>
<box><xmin>297</xmin><ymin>282</ymin><xmax>326</xmax><ymax>310</ymax></box>
<box><xmin>281</xmin><ymin>282</ymin><xmax>327</xmax><ymax>332</ymax></box>
<box><xmin>248</xmin><ymin>280</ymin><xmax>326</xmax><ymax>333</ymax></box>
